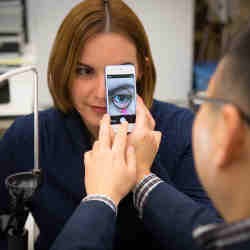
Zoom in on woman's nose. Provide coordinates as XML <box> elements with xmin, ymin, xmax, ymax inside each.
<box><xmin>95</xmin><ymin>74</ymin><xmax>106</xmax><ymax>99</ymax></box>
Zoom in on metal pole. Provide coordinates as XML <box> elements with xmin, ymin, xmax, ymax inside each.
<box><xmin>0</xmin><ymin>66</ymin><xmax>39</xmax><ymax>171</ymax></box>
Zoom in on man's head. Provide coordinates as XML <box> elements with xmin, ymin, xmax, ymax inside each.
<box><xmin>192</xmin><ymin>24</ymin><xmax>250</xmax><ymax>223</ymax></box>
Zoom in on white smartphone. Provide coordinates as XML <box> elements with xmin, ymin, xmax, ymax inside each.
<box><xmin>105</xmin><ymin>64</ymin><xmax>136</xmax><ymax>133</ymax></box>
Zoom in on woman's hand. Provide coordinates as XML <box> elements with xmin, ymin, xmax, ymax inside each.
<box><xmin>84</xmin><ymin>114</ymin><xmax>137</xmax><ymax>206</ymax></box>
<box><xmin>128</xmin><ymin>96</ymin><xmax>162</xmax><ymax>184</ymax></box>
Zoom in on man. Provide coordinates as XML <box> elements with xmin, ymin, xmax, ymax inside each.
<box><xmin>191</xmin><ymin>24</ymin><xmax>250</xmax><ymax>249</ymax></box>
<box><xmin>50</xmin><ymin>24</ymin><xmax>250</xmax><ymax>249</ymax></box>
<box><xmin>50</xmin><ymin>95</ymin><xmax>221</xmax><ymax>250</ymax></box>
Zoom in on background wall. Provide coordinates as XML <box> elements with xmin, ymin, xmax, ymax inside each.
<box><xmin>27</xmin><ymin>0</ymin><xmax>194</xmax><ymax>108</ymax></box>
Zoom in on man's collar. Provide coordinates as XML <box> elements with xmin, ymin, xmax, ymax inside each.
<box><xmin>193</xmin><ymin>217</ymin><xmax>250</xmax><ymax>249</ymax></box>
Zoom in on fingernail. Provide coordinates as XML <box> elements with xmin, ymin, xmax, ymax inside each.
<box><xmin>120</xmin><ymin>117</ymin><xmax>127</xmax><ymax>123</ymax></box>
<box><xmin>102</xmin><ymin>114</ymin><xmax>108</xmax><ymax>120</ymax></box>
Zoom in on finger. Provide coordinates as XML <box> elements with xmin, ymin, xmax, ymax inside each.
<box><xmin>136</xmin><ymin>95</ymin><xmax>144</xmax><ymax>104</ymax></box>
<box><xmin>98</xmin><ymin>114</ymin><xmax>111</xmax><ymax>148</ymax></box>
<box><xmin>152</xmin><ymin>131</ymin><xmax>162</xmax><ymax>151</ymax></box>
<box><xmin>135</xmin><ymin>98</ymin><xmax>155</xmax><ymax>130</ymax></box>
<box><xmin>112</xmin><ymin>120</ymin><xmax>128</xmax><ymax>154</ymax></box>
<box><xmin>137</xmin><ymin>96</ymin><xmax>153</xmax><ymax>120</ymax></box>
<box><xmin>84</xmin><ymin>151</ymin><xmax>91</xmax><ymax>165</ymax></box>
<box><xmin>110</xmin><ymin>125</ymin><xmax>115</xmax><ymax>146</ymax></box>
<box><xmin>135</xmin><ymin>97</ymin><xmax>147</xmax><ymax>129</ymax></box>
<box><xmin>127</xmin><ymin>146</ymin><xmax>136</xmax><ymax>170</ymax></box>
<box><xmin>126</xmin><ymin>145</ymin><xmax>136</xmax><ymax>172</ymax></box>
<box><xmin>93</xmin><ymin>140</ymin><xmax>101</xmax><ymax>151</ymax></box>
<box><xmin>138</xmin><ymin>97</ymin><xmax>155</xmax><ymax>129</ymax></box>
<box><xmin>137</xmin><ymin>95</ymin><xmax>154</xmax><ymax>124</ymax></box>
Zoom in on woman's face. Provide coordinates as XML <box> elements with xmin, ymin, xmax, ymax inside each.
<box><xmin>71</xmin><ymin>32</ymin><xmax>140</xmax><ymax>137</ymax></box>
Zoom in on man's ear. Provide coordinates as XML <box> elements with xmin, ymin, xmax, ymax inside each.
<box><xmin>214</xmin><ymin>104</ymin><xmax>246</xmax><ymax>169</ymax></box>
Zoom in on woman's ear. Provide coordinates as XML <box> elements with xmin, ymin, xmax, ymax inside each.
<box><xmin>215</xmin><ymin>104</ymin><xmax>246</xmax><ymax>169</ymax></box>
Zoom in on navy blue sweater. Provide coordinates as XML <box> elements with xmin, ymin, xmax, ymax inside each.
<box><xmin>0</xmin><ymin>100</ymin><xmax>220</xmax><ymax>250</ymax></box>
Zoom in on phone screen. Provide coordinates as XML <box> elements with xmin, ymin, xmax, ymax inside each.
<box><xmin>106</xmin><ymin>73</ymin><xmax>136</xmax><ymax>125</ymax></box>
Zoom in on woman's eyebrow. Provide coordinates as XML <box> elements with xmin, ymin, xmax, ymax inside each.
<box><xmin>77</xmin><ymin>62</ymin><xmax>134</xmax><ymax>67</ymax></box>
<box><xmin>120</xmin><ymin>62</ymin><xmax>134</xmax><ymax>66</ymax></box>
<box><xmin>76</xmin><ymin>62</ymin><xmax>93</xmax><ymax>68</ymax></box>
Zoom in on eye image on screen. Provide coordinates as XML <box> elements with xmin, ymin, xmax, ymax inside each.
<box><xmin>107</xmin><ymin>75</ymin><xmax>136</xmax><ymax>117</ymax></box>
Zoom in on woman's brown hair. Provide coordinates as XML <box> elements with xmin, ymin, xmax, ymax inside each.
<box><xmin>48</xmin><ymin>0</ymin><xmax>156</xmax><ymax>113</ymax></box>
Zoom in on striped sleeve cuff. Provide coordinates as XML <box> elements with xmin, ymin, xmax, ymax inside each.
<box><xmin>133</xmin><ymin>173</ymin><xmax>163</xmax><ymax>219</ymax></box>
<box><xmin>82</xmin><ymin>194</ymin><xmax>117</xmax><ymax>215</ymax></box>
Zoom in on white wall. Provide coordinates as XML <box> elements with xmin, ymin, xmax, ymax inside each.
<box><xmin>27</xmin><ymin>0</ymin><xmax>194</xmax><ymax>108</ymax></box>
<box><xmin>125</xmin><ymin>0</ymin><xmax>194</xmax><ymax>104</ymax></box>
<box><xmin>27</xmin><ymin>0</ymin><xmax>81</xmax><ymax>108</ymax></box>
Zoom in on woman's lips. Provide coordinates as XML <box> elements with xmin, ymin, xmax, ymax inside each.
<box><xmin>91</xmin><ymin>106</ymin><xmax>107</xmax><ymax>113</ymax></box>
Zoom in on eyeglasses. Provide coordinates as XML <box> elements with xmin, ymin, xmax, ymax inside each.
<box><xmin>188</xmin><ymin>91</ymin><xmax>250</xmax><ymax>125</ymax></box>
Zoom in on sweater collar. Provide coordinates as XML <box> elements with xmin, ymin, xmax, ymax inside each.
<box><xmin>193</xmin><ymin>217</ymin><xmax>250</xmax><ymax>249</ymax></box>
<box><xmin>64</xmin><ymin>109</ymin><xmax>93</xmax><ymax>152</ymax></box>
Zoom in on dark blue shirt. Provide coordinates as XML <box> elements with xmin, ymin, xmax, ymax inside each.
<box><xmin>0</xmin><ymin>100</ymin><xmax>220</xmax><ymax>250</ymax></box>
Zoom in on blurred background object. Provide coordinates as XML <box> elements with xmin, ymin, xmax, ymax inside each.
<box><xmin>193</xmin><ymin>0</ymin><xmax>250</xmax><ymax>95</ymax></box>
<box><xmin>0</xmin><ymin>0</ymin><xmax>35</xmax><ymax>118</ymax></box>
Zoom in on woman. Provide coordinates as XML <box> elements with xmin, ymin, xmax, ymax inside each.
<box><xmin>0</xmin><ymin>1</ymin><xmax>219</xmax><ymax>250</ymax></box>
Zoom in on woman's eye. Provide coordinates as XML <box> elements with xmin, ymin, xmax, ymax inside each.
<box><xmin>112</xmin><ymin>94</ymin><xmax>132</xmax><ymax>109</ymax></box>
<box><xmin>76</xmin><ymin>67</ymin><xmax>93</xmax><ymax>76</ymax></box>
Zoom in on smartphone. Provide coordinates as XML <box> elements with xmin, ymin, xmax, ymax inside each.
<box><xmin>105</xmin><ymin>64</ymin><xmax>136</xmax><ymax>132</ymax></box>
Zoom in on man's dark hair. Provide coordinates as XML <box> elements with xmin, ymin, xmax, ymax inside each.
<box><xmin>215</xmin><ymin>23</ymin><xmax>250</xmax><ymax>116</ymax></box>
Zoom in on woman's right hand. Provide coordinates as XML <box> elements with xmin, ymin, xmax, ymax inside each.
<box><xmin>128</xmin><ymin>96</ymin><xmax>162</xmax><ymax>184</ymax></box>
<box><xmin>84</xmin><ymin>114</ymin><xmax>137</xmax><ymax>206</ymax></box>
